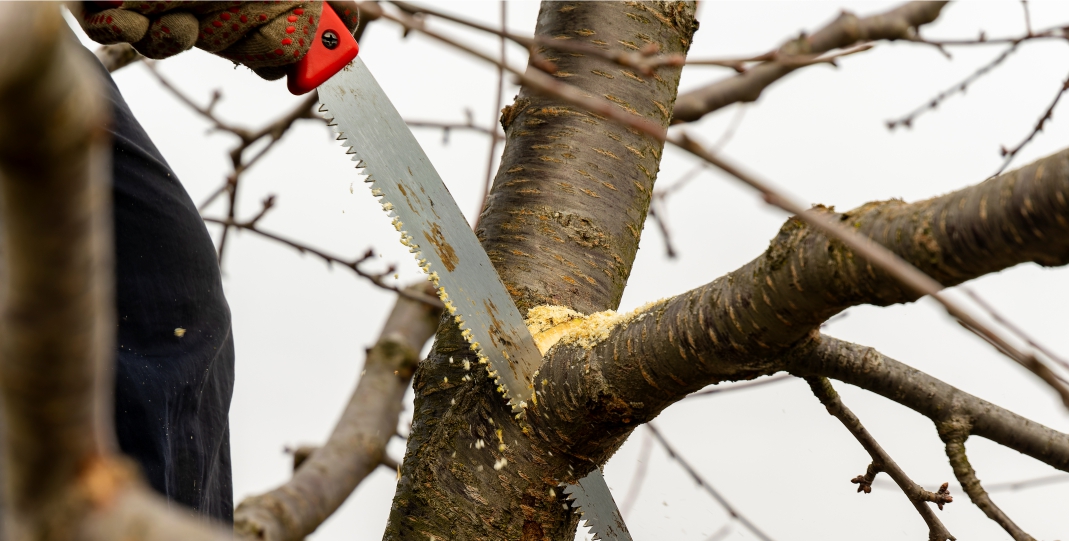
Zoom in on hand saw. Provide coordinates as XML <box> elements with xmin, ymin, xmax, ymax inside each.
<box><xmin>287</xmin><ymin>5</ymin><xmax>633</xmax><ymax>540</ymax></box>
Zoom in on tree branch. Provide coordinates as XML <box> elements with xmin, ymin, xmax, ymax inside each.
<box><xmin>671</xmin><ymin>1</ymin><xmax>948</xmax><ymax>123</ymax></box>
<box><xmin>939</xmin><ymin>422</ymin><xmax>1036</xmax><ymax>541</ymax></box>
<box><xmin>804</xmin><ymin>377</ymin><xmax>954</xmax><ymax>541</ymax></box>
<box><xmin>370</xmin><ymin>1</ymin><xmax>1069</xmax><ymax>400</ymax></box>
<box><xmin>528</xmin><ymin>148</ymin><xmax>1069</xmax><ymax>461</ymax></box>
<box><xmin>789</xmin><ymin>335</ymin><xmax>1069</xmax><ymax>473</ymax></box>
<box><xmin>646</xmin><ymin>423</ymin><xmax>775</xmax><ymax>541</ymax></box>
<box><xmin>202</xmin><ymin>212</ymin><xmax>443</xmax><ymax>308</ymax></box>
<box><xmin>0</xmin><ymin>6</ymin><xmax>227</xmax><ymax>539</ymax></box>
<box><xmin>234</xmin><ymin>283</ymin><xmax>442</xmax><ymax>541</ymax></box>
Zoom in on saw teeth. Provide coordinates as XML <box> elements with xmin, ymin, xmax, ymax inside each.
<box><xmin>317</xmin><ymin>100</ymin><xmax>529</xmax><ymax>417</ymax></box>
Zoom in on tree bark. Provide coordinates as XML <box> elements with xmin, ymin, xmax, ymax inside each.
<box><xmin>383</xmin><ymin>3</ymin><xmax>698</xmax><ymax>540</ymax></box>
<box><xmin>527</xmin><ymin>148</ymin><xmax>1069</xmax><ymax>462</ymax></box>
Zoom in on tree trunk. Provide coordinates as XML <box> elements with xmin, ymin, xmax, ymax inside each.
<box><xmin>382</xmin><ymin>3</ymin><xmax>698</xmax><ymax>539</ymax></box>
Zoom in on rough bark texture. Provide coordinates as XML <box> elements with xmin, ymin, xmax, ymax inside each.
<box><xmin>233</xmin><ymin>284</ymin><xmax>442</xmax><ymax>541</ymax></box>
<box><xmin>528</xmin><ymin>148</ymin><xmax>1069</xmax><ymax>462</ymax></box>
<box><xmin>671</xmin><ymin>1</ymin><xmax>948</xmax><ymax>123</ymax></box>
<box><xmin>478</xmin><ymin>1</ymin><xmax>697</xmax><ymax>316</ymax></box>
<box><xmin>384</xmin><ymin>3</ymin><xmax>698</xmax><ymax>540</ymax></box>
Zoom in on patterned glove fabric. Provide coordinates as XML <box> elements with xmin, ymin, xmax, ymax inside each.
<box><xmin>78</xmin><ymin>1</ymin><xmax>359</xmax><ymax>80</ymax></box>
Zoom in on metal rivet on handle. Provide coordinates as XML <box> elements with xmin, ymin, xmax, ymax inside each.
<box><xmin>322</xmin><ymin>30</ymin><xmax>339</xmax><ymax>50</ymax></box>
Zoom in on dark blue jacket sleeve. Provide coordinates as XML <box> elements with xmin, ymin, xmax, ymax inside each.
<box><xmin>95</xmin><ymin>54</ymin><xmax>236</xmax><ymax>524</ymax></box>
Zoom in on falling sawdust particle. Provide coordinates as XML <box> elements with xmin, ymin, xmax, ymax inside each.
<box><xmin>174</xmin><ymin>327</ymin><xmax>186</xmax><ymax>338</ymax></box>
<box><xmin>525</xmin><ymin>299</ymin><xmax>667</xmax><ymax>355</ymax></box>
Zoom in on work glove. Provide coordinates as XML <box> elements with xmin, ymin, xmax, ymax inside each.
<box><xmin>77</xmin><ymin>1</ymin><xmax>360</xmax><ymax>80</ymax></box>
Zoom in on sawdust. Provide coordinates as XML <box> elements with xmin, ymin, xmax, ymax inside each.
<box><xmin>525</xmin><ymin>299</ymin><xmax>667</xmax><ymax>355</ymax></box>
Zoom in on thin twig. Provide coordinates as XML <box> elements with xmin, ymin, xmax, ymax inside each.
<box><xmin>619</xmin><ymin>427</ymin><xmax>653</xmax><ymax>519</ymax></box>
<box><xmin>993</xmin><ymin>69</ymin><xmax>1069</xmax><ymax>176</ymax></box>
<box><xmin>389</xmin><ymin>0</ymin><xmax>867</xmax><ymax>77</ymax></box>
<box><xmin>962</xmin><ymin>287</ymin><xmax>1069</xmax><ymax>374</ymax></box>
<box><xmin>872</xmin><ymin>472</ymin><xmax>1069</xmax><ymax>493</ymax></box>
<box><xmin>805</xmin><ymin>377</ymin><xmax>955</xmax><ymax>541</ymax></box>
<box><xmin>1021</xmin><ymin>1</ymin><xmax>1034</xmax><ymax>37</ymax></box>
<box><xmin>646</xmin><ymin>423</ymin><xmax>775</xmax><ymax>541</ymax></box>
<box><xmin>201</xmin><ymin>207</ymin><xmax>442</xmax><ymax>308</ymax></box>
<box><xmin>887</xmin><ymin>45</ymin><xmax>1021</xmax><ymax>130</ymax></box>
<box><xmin>405</xmin><ymin>119</ymin><xmax>501</xmax><ymax>143</ymax></box>
<box><xmin>368</xmin><ymin>0</ymin><xmax>1069</xmax><ymax>408</ymax></box>
<box><xmin>704</xmin><ymin>523</ymin><xmax>733</xmax><ymax>541</ymax></box>
<box><xmin>474</xmin><ymin>1</ymin><xmax>507</xmax><ymax>230</ymax></box>
<box><xmin>146</xmin><ymin>59</ymin><xmax>319</xmax><ymax>259</ymax></box>
<box><xmin>141</xmin><ymin>60</ymin><xmax>250</xmax><ymax>138</ymax></box>
<box><xmin>645</xmin><ymin>105</ymin><xmax>746</xmax><ymax>258</ymax></box>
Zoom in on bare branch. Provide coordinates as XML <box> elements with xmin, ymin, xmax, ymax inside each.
<box><xmin>789</xmin><ymin>335</ymin><xmax>1069</xmax><ymax>474</ymax></box>
<box><xmin>671</xmin><ymin>1</ymin><xmax>949</xmax><ymax>123</ymax></box>
<box><xmin>940</xmin><ymin>423</ymin><xmax>1036</xmax><ymax>541</ymax></box>
<box><xmin>405</xmin><ymin>118</ymin><xmax>501</xmax><ymax>141</ymax></box>
<box><xmin>994</xmin><ymin>69</ymin><xmax>1069</xmax><ymax>175</ymax></box>
<box><xmin>619</xmin><ymin>428</ymin><xmax>653</xmax><ymax>519</ymax></box>
<box><xmin>675</xmin><ymin>134</ymin><xmax>1069</xmax><ymax>405</ymax></box>
<box><xmin>474</xmin><ymin>1</ymin><xmax>507</xmax><ymax>230</ymax></box>
<box><xmin>887</xmin><ymin>45</ymin><xmax>1022</xmax><ymax>130</ymax></box>
<box><xmin>646</xmin><ymin>423</ymin><xmax>775</xmax><ymax>541</ymax></box>
<box><xmin>201</xmin><ymin>211</ymin><xmax>443</xmax><ymax>308</ymax></box>
<box><xmin>372</xmin><ymin>1</ymin><xmax>1069</xmax><ymax>401</ymax></box>
<box><xmin>804</xmin><ymin>377</ymin><xmax>954</xmax><ymax>541</ymax></box>
<box><xmin>235</xmin><ymin>283</ymin><xmax>442</xmax><ymax>541</ymax></box>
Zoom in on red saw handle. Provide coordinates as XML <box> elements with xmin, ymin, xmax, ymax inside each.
<box><xmin>286</xmin><ymin>3</ymin><xmax>359</xmax><ymax>95</ymax></box>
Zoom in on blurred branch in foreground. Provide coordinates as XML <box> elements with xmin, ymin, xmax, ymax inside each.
<box><xmin>0</xmin><ymin>5</ymin><xmax>229</xmax><ymax>540</ymax></box>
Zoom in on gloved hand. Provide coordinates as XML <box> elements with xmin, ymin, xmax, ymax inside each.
<box><xmin>77</xmin><ymin>1</ymin><xmax>360</xmax><ymax>80</ymax></box>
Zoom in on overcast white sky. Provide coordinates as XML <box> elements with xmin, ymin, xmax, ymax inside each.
<box><xmin>69</xmin><ymin>2</ymin><xmax>1069</xmax><ymax>540</ymax></box>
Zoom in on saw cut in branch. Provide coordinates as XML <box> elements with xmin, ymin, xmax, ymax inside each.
<box><xmin>372</xmin><ymin>1</ymin><xmax>1069</xmax><ymax>404</ymax></box>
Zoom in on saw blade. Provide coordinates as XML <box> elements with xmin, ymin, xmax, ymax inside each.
<box><xmin>564</xmin><ymin>469</ymin><xmax>635</xmax><ymax>541</ymax></box>
<box><xmin>317</xmin><ymin>56</ymin><xmax>633</xmax><ymax>541</ymax></box>
<box><xmin>317</xmin><ymin>57</ymin><xmax>542</xmax><ymax>411</ymax></box>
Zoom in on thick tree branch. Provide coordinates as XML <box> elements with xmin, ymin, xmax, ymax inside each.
<box><xmin>234</xmin><ymin>283</ymin><xmax>442</xmax><ymax>541</ymax></box>
<box><xmin>381</xmin><ymin>3</ymin><xmax>700</xmax><ymax>539</ymax></box>
<box><xmin>804</xmin><ymin>377</ymin><xmax>954</xmax><ymax>541</ymax></box>
<box><xmin>671</xmin><ymin>1</ymin><xmax>948</xmax><ymax>123</ymax></box>
<box><xmin>372</xmin><ymin>1</ymin><xmax>1069</xmax><ymax>398</ymax></box>
<box><xmin>529</xmin><ymin>148</ymin><xmax>1069</xmax><ymax>461</ymax></box>
<box><xmin>0</xmin><ymin>6</ymin><xmax>228</xmax><ymax>540</ymax></box>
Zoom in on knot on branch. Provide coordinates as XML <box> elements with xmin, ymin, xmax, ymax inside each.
<box><xmin>851</xmin><ymin>462</ymin><xmax>882</xmax><ymax>494</ymax></box>
<box><xmin>923</xmin><ymin>482</ymin><xmax>954</xmax><ymax>510</ymax></box>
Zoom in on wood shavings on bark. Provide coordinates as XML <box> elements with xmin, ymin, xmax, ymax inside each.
<box><xmin>526</xmin><ymin>299</ymin><xmax>667</xmax><ymax>355</ymax></box>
